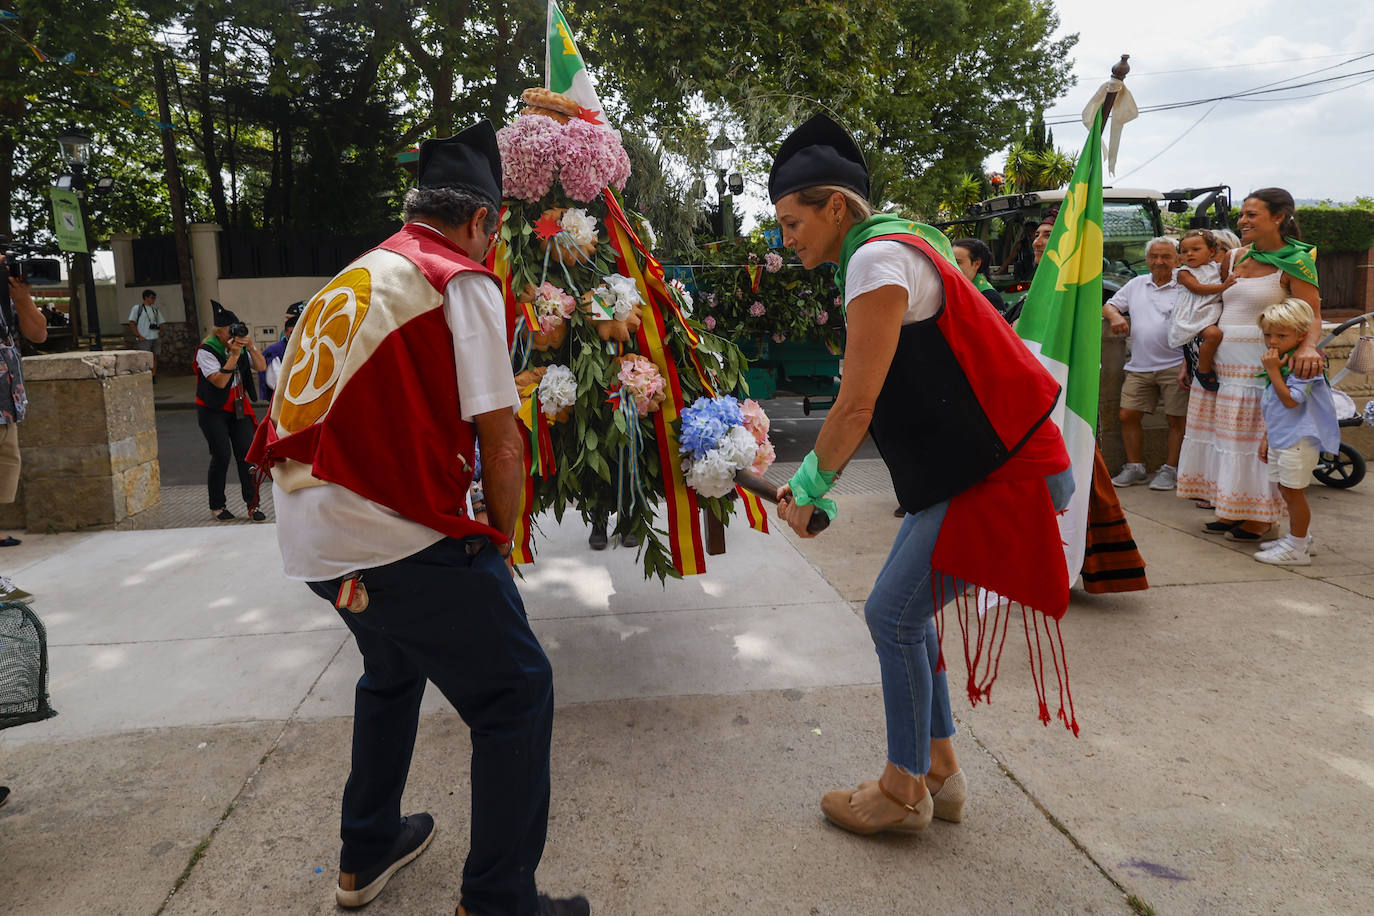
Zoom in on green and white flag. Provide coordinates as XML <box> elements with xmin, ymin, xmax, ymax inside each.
<box><xmin>546</xmin><ymin>1</ymin><xmax>606</xmax><ymax>126</ymax></box>
<box><xmin>1015</xmin><ymin>111</ymin><xmax>1105</xmax><ymax>583</ymax></box>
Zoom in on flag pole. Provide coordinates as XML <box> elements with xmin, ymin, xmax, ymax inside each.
<box><xmin>1099</xmin><ymin>54</ymin><xmax>1131</xmax><ymax>122</ymax></box>
<box><xmin>544</xmin><ymin>1</ymin><xmax>554</xmax><ymax>89</ymax></box>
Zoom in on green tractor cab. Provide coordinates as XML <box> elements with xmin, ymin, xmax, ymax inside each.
<box><xmin>940</xmin><ymin>184</ymin><xmax>1231</xmax><ymax>310</ymax></box>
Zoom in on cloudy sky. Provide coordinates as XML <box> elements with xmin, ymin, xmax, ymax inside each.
<box><xmin>1034</xmin><ymin>0</ymin><xmax>1374</xmax><ymax>202</ymax></box>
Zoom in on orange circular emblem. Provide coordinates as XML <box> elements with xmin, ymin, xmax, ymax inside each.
<box><xmin>279</xmin><ymin>268</ymin><xmax>371</xmax><ymax>432</ymax></box>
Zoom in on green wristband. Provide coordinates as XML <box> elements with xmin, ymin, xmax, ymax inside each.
<box><xmin>787</xmin><ymin>451</ymin><xmax>838</xmax><ymax>521</ymax></box>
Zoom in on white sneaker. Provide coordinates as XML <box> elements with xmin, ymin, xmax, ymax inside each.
<box><xmin>1260</xmin><ymin>534</ymin><xmax>1318</xmax><ymax>556</ymax></box>
<box><xmin>0</xmin><ymin>575</ymin><xmax>34</xmax><ymax>603</ymax></box>
<box><xmin>1148</xmin><ymin>465</ymin><xmax>1178</xmax><ymax>490</ymax></box>
<box><xmin>1112</xmin><ymin>463</ymin><xmax>1148</xmax><ymax>487</ymax></box>
<box><xmin>1254</xmin><ymin>535</ymin><xmax>1312</xmax><ymax>566</ymax></box>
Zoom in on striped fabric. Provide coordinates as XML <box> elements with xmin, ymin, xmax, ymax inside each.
<box><xmin>1081</xmin><ymin>449</ymin><xmax>1148</xmax><ymax>593</ymax></box>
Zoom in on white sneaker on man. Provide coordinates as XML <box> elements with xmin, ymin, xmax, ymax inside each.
<box><xmin>1254</xmin><ymin>534</ymin><xmax>1312</xmax><ymax>566</ymax></box>
<box><xmin>0</xmin><ymin>575</ymin><xmax>34</xmax><ymax>603</ymax></box>
<box><xmin>1112</xmin><ymin>462</ymin><xmax>1148</xmax><ymax>487</ymax></box>
<box><xmin>1148</xmin><ymin>464</ymin><xmax>1178</xmax><ymax>490</ymax></box>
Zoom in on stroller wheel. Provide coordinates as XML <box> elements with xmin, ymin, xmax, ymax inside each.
<box><xmin>1313</xmin><ymin>443</ymin><xmax>1366</xmax><ymax>489</ymax></box>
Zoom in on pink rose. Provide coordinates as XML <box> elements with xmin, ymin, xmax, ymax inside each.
<box><xmin>704</xmin><ymin>315</ymin><xmax>717</xmax><ymax>330</ymax></box>
<box><xmin>816</xmin><ymin>310</ymin><xmax>829</xmax><ymax>325</ymax></box>
<box><xmin>749</xmin><ymin>301</ymin><xmax>765</xmax><ymax>317</ymax></box>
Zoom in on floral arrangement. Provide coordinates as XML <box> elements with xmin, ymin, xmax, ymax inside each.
<box><xmin>497</xmin><ymin>115</ymin><xmax>630</xmax><ymax>204</ymax></box>
<box><xmin>686</xmin><ymin>233</ymin><xmax>844</xmax><ymax>349</ymax></box>
<box><xmin>590</xmin><ymin>273</ymin><xmax>643</xmax><ymax>321</ymax></box>
<box><xmin>616</xmin><ymin>354</ymin><xmax>666</xmax><ymax>416</ymax></box>
<box><xmin>678</xmin><ymin>395</ymin><xmax>774</xmax><ymax>498</ymax></box>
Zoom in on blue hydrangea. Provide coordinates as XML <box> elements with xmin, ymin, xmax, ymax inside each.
<box><xmin>679</xmin><ymin>395</ymin><xmax>744</xmax><ymax>460</ymax></box>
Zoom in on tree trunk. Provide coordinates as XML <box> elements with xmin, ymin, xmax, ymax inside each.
<box><xmin>194</xmin><ymin>1</ymin><xmax>230</xmax><ymax>228</ymax></box>
<box><xmin>154</xmin><ymin>51</ymin><xmax>201</xmax><ymax>344</ymax></box>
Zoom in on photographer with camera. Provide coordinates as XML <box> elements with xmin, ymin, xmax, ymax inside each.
<box><xmin>0</xmin><ymin>255</ymin><xmax>48</xmax><ymax>562</ymax></box>
<box><xmin>128</xmin><ymin>289</ymin><xmax>165</xmax><ymax>382</ymax></box>
<box><xmin>195</xmin><ymin>302</ymin><xmax>266</xmax><ymax>521</ymax></box>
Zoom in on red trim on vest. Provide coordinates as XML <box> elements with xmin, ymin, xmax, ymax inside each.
<box><xmin>248</xmin><ymin>226</ymin><xmax>505</xmax><ymax>546</ymax></box>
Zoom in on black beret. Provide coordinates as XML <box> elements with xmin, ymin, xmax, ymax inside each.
<box><xmin>417</xmin><ymin>121</ymin><xmax>503</xmax><ymax>208</ymax></box>
<box><xmin>285</xmin><ymin>301</ymin><xmax>305</xmax><ymax>318</ymax></box>
<box><xmin>768</xmin><ymin>114</ymin><xmax>869</xmax><ymax>204</ymax></box>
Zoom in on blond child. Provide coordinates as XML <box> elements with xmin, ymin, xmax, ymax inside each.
<box><xmin>1254</xmin><ymin>298</ymin><xmax>1341</xmax><ymax>565</ymax></box>
<box><xmin>1168</xmin><ymin>228</ymin><xmax>1234</xmax><ymax>390</ymax></box>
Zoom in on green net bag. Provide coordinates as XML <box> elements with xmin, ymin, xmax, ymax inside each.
<box><xmin>0</xmin><ymin>601</ymin><xmax>57</xmax><ymax>730</ymax></box>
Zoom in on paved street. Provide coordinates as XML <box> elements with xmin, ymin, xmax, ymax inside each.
<box><xmin>2</xmin><ymin>390</ymin><xmax>1372</xmax><ymax>913</ymax></box>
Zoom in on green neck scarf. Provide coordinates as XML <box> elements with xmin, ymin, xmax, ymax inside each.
<box><xmin>835</xmin><ymin>214</ymin><xmax>956</xmax><ymax>300</ymax></box>
<box><xmin>1236</xmin><ymin>238</ymin><xmax>1319</xmax><ymax>288</ymax></box>
<box><xmin>973</xmin><ymin>272</ymin><xmax>994</xmax><ymax>292</ymax></box>
<box><xmin>202</xmin><ymin>334</ymin><xmax>228</xmax><ymax>359</ymax></box>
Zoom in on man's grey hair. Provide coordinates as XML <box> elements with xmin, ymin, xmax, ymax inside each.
<box><xmin>402</xmin><ymin>186</ymin><xmax>499</xmax><ymax>235</ymax></box>
<box><xmin>1211</xmin><ymin>228</ymin><xmax>1241</xmax><ymax>250</ymax></box>
<box><xmin>1146</xmin><ymin>236</ymin><xmax>1178</xmax><ymax>254</ymax></box>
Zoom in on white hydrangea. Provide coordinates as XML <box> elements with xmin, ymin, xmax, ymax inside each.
<box><xmin>603</xmin><ymin>273</ymin><xmax>642</xmax><ymax>320</ymax></box>
<box><xmin>684</xmin><ymin>447</ymin><xmax>737</xmax><ymax>498</ymax></box>
<box><xmin>639</xmin><ymin>219</ymin><xmax>657</xmax><ymax>249</ymax></box>
<box><xmin>560</xmin><ymin>208</ymin><xmax>598</xmax><ymax>248</ymax></box>
<box><xmin>717</xmin><ymin>425</ymin><xmax>758</xmax><ymax>470</ymax></box>
<box><xmin>537</xmin><ymin>364</ymin><xmax>577</xmax><ymax>415</ymax></box>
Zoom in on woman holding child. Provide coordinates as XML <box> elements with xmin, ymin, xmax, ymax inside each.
<box><xmin>1176</xmin><ymin>187</ymin><xmax>1321</xmax><ymax>540</ymax></box>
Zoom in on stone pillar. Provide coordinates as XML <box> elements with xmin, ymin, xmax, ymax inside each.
<box><xmin>0</xmin><ymin>351</ymin><xmax>160</xmax><ymax>532</ymax></box>
<box><xmin>189</xmin><ymin>223</ymin><xmax>222</xmax><ymax>336</ymax></box>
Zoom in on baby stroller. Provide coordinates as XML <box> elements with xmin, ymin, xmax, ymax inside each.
<box><xmin>1313</xmin><ymin>312</ymin><xmax>1374</xmax><ymax>489</ymax></box>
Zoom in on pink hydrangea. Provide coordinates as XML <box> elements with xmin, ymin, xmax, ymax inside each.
<box><xmin>740</xmin><ymin>398</ymin><xmax>770</xmax><ymax>443</ymax></box>
<box><xmin>496</xmin><ymin>116</ymin><xmax>561</xmax><ymax>202</ymax></box>
<box><xmin>764</xmin><ymin>251</ymin><xmax>783</xmax><ymax>273</ymax></box>
<box><xmin>749</xmin><ymin>301</ymin><xmax>765</xmax><ymax>317</ymax></box>
<box><xmin>750</xmin><ymin>439</ymin><xmax>776</xmax><ymax>475</ymax></box>
<box><xmin>556</xmin><ymin>119</ymin><xmax>629</xmax><ymax>202</ymax></box>
<box><xmin>771</xmin><ymin>331</ymin><xmax>786</xmax><ymax>343</ymax></box>
<box><xmin>617</xmin><ymin>355</ymin><xmax>665</xmax><ymax>416</ymax></box>
<box><xmin>815</xmin><ymin>310</ymin><xmax>829</xmax><ymax>325</ymax></box>
<box><xmin>703</xmin><ymin>315</ymin><xmax>716</xmax><ymax>330</ymax></box>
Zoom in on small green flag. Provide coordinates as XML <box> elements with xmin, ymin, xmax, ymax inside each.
<box><xmin>50</xmin><ymin>188</ymin><xmax>89</xmax><ymax>254</ymax></box>
<box><xmin>546</xmin><ymin>1</ymin><xmax>606</xmax><ymax>125</ymax></box>
<box><xmin>1016</xmin><ymin>110</ymin><xmax>1105</xmax><ymax>583</ymax></box>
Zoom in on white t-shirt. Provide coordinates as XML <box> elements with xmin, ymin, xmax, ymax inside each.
<box><xmin>129</xmin><ymin>302</ymin><xmax>163</xmax><ymax>339</ymax></box>
<box><xmin>1106</xmin><ymin>273</ymin><xmax>1185</xmax><ymax>372</ymax></box>
<box><xmin>274</xmin><ymin>263</ymin><xmax>519</xmax><ymax>581</ymax></box>
<box><xmin>843</xmin><ymin>241</ymin><xmax>943</xmax><ymax>325</ymax></box>
<box><xmin>196</xmin><ymin>346</ymin><xmax>240</xmax><ymax>388</ymax></box>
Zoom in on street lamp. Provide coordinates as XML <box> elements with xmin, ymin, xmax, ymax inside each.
<box><xmin>54</xmin><ymin>127</ymin><xmax>103</xmax><ymax>350</ymax></box>
<box><xmin>709</xmin><ymin>130</ymin><xmax>737</xmax><ymax>241</ymax></box>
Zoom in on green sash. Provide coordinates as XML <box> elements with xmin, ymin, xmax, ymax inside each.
<box><xmin>973</xmin><ymin>273</ymin><xmax>994</xmax><ymax>293</ymax></box>
<box><xmin>1236</xmin><ymin>238</ymin><xmax>1319</xmax><ymax>288</ymax></box>
<box><xmin>202</xmin><ymin>335</ymin><xmax>228</xmax><ymax>359</ymax></box>
<box><xmin>835</xmin><ymin>214</ymin><xmax>956</xmax><ymax>300</ymax></box>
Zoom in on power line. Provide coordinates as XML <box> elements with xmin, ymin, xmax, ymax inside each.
<box><xmin>1129</xmin><ymin>50</ymin><xmax>1374</xmax><ymax>77</ymax></box>
<box><xmin>1111</xmin><ymin>101</ymin><xmax>1222</xmax><ymax>182</ymax></box>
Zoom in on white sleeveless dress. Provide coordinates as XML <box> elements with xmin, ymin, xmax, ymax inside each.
<box><xmin>1175</xmin><ymin>263</ymin><xmax>1285</xmax><ymax>521</ymax></box>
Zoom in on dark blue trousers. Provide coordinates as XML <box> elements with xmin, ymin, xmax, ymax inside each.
<box><xmin>308</xmin><ymin>536</ymin><xmax>553</xmax><ymax>916</ymax></box>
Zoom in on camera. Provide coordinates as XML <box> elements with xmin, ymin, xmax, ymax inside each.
<box><xmin>229</xmin><ymin>321</ymin><xmax>249</xmax><ymax>338</ymax></box>
<box><xmin>0</xmin><ymin>237</ymin><xmax>61</xmax><ymax>285</ymax></box>
<box><xmin>147</xmin><ymin>322</ymin><xmax>161</xmax><ymax>331</ymax></box>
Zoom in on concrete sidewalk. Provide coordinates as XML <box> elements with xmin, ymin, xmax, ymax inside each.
<box><xmin>2</xmin><ymin>471</ymin><xmax>1372</xmax><ymax>914</ymax></box>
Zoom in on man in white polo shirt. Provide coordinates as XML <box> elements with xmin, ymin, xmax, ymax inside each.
<box><xmin>1103</xmin><ymin>237</ymin><xmax>1188</xmax><ymax>490</ymax></box>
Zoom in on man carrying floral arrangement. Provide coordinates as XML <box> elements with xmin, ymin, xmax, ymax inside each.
<box><xmin>247</xmin><ymin>121</ymin><xmax>589</xmax><ymax>916</ymax></box>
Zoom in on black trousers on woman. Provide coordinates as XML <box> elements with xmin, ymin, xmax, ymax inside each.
<box><xmin>196</xmin><ymin>405</ymin><xmax>257</xmax><ymax>511</ymax></box>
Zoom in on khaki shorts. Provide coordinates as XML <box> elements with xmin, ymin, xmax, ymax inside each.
<box><xmin>1268</xmin><ymin>439</ymin><xmax>1320</xmax><ymax>489</ymax></box>
<box><xmin>0</xmin><ymin>422</ymin><xmax>18</xmax><ymax>504</ymax></box>
<box><xmin>1121</xmin><ymin>367</ymin><xmax>1189</xmax><ymax>416</ymax></box>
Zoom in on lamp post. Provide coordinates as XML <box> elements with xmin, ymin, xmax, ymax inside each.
<box><xmin>709</xmin><ymin>130</ymin><xmax>737</xmax><ymax>241</ymax></box>
<box><xmin>56</xmin><ymin>127</ymin><xmax>103</xmax><ymax>351</ymax></box>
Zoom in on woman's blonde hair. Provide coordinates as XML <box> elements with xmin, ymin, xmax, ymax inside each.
<box><xmin>1257</xmin><ymin>297</ymin><xmax>1315</xmax><ymax>335</ymax></box>
<box><xmin>794</xmin><ymin>185</ymin><xmax>874</xmax><ymax>224</ymax></box>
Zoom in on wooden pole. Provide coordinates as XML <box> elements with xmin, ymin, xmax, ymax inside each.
<box><xmin>1100</xmin><ymin>55</ymin><xmax>1132</xmax><ymax>122</ymax></box>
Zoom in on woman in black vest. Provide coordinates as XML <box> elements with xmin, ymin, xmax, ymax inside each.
<box><xmin>770</xmin><ymin>116</ymin><xmax>1074</xmax><ymax>837</ymax></box>
<box><xmin>196</xmin><ymin>302</ymin><xmax>267</xmax><ymax>520</ymax></box>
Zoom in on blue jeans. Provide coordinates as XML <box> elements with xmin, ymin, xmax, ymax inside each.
<box><xmin>307</xmin><ymin>537</ymin><xmax>553</xmax><ymax>916</ymax></box>
<box><xmin>863</xmin><ymin>500</ymin><xmax>957</xmax><ymax>774</ymax></box>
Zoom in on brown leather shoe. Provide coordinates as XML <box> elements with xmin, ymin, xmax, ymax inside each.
<box><xmin>821</xmin><ymin>766</ymin><xmax>933</xmax><ymax>835</ymax></box>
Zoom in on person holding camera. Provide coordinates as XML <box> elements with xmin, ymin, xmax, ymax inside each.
<box><xmin>0</xmin><ymin>257</ymin><xmax>48</xmax><ymax>560</ymax></box>
<box><xmin>195</xmin><ymin>302</ymin><xmax>266</xmax><ymax>521</ymax></box>
<box><xmin>128</xmin><ymin>289</ymin><xmax>165</xmax><ymax>381</ymax></box>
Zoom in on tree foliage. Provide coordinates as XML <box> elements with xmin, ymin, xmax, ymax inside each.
<box><xmin>4</xmin><ymin>0</ymin><xmax>1077</xmax><ymax>245</ymax></box>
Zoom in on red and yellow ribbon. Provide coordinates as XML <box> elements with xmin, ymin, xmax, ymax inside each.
<box><xmin>736</xmin><ymin>485</ymin><xmax>770</xmax><ymax>534</ymax></box>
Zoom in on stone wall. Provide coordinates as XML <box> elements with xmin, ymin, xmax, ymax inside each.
<box><xmin>0</xmin><ymin>351</ymin><xmax>160</xmax><ymax>532</ymax></box>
